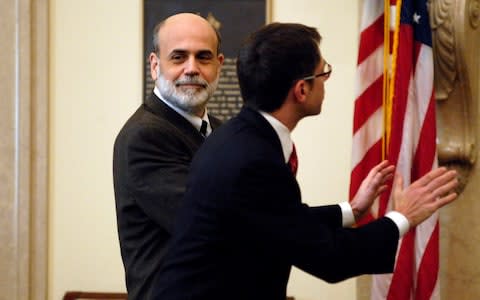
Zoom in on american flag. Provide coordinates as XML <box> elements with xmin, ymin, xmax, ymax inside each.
<box><xmin>350</xmin><ymin>0</ymin><xmax>439</xmax><ymax>299</ymax></box>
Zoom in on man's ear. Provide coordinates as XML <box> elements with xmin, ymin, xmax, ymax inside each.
<box><xmin>217</xmin><ymin>53</ymin><xmax>225</xmax><ymax>66</ymax></box>
<box><xmin>292</xmin><ymin>80</ymin><xmax>309</xmax><ymax>104</ymax></box>
<box><xmin>149</xmin><ymin>52</ymin><xmax>159</xmax><ymax>81</ymax></box>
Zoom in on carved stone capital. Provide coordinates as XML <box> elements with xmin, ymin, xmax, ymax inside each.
<box><xmin>430</xmin><ymin>0</ymin><xmax>478</xmax><ymax>193</ymax></box>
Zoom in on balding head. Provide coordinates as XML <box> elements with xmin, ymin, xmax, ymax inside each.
<box><xmin>152</xmin><ymin>13</ymin><xmax>221</xmax><ymax>55</ymax></box>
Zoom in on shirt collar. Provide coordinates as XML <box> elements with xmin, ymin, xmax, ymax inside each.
<box><xmin>154</xmin><ymin>86</ymin><xmax>211</xmax><ymax>136</ymax></box>
<box><xmin>259</xmin><ymin>111</ymin><xmax>293</xmax><ymax>163</ymax></box>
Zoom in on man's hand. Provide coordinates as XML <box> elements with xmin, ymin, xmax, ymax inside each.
<box><xmin>351</xmin><ymin>160</ymin><xmax>395</xmax><ymax>221</ymax></box>
<box><xmin>393</xmin><ymin>167</ymin><xmax>458</xmax><ymax>227</ymax></box>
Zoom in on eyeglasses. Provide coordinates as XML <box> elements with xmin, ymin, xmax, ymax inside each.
<box><xmin>301</xmin><ymin>62</ymin><xmax>332</xmax><ymax>81</ymax></box>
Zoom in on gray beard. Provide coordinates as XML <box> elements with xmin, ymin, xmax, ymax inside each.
<box><xmin>156</xmin><ymin>72</ymin><xmax>218</xmax><ymax>114</ymax></box>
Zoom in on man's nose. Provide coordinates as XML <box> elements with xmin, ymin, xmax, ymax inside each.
<box><xmin>184</xmin><ymin>56</ymin><xmax>200</xmax><ymax>75</ymax></box>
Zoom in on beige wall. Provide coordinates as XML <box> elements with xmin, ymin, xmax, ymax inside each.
<box><xmin>48</xmin><ymin>1</ymin><xmax>142</xmax><ymax>299</ymax></box>
<box><xmin>48</xmin><ymin>1</ymin><xmax>359</xmax><ymax>299</ymax></box>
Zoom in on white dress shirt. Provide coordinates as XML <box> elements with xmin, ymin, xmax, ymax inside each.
<box><xmin>258</xmin><ymin>110</ymin><xmax>409</xmax><ymax>237</ymax></box>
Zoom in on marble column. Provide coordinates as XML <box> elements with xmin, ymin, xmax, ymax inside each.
<box><xmin>435</xmin><ymin>0</ymin><xmax>480</xmax><ymax>297</ymax></box>
<box><xmin>0</xmin><ymin>0</ymin><xmax>48</xmax><ymax>299</ymax></box>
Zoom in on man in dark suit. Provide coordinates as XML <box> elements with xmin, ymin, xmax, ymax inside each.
<box><xmin>113</xmin><ymin>13</ymin><xmax>224</xmax><ymax>300</ymax></box>
<box><xmin>150</xmin><ymin>23</ymin><xmax>458</xmax><ymax>300</ymax></box>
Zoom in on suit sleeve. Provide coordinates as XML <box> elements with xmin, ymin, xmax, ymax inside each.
<box><xmin>308</xmin><ymin>205</ymin><xmax>343</xmax><ymax>228</ymax></box>
<box><xmin>123</xmin><ymin>124</ymin><xmax>193</xmax><ymax>233</ymax></box>
<box><xmin>226</xmin><ymin>160</ymin><xmax>399</xmax><ymax>283</ymax></box>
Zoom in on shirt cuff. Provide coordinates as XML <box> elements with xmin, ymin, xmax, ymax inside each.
<box><xmin>339</xmin><ymin>201</ymin><xmax>355</xmax><ymax>227</ymax></box>
<box><xmin>385</xmin><ymin>211</ymin><xmax>410</xmax><ymax>237</ymax></box>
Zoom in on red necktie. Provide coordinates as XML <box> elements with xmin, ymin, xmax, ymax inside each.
<box><xmin>288</xmin><ymin>143</ymin><xmax>298</xmax><ymax>176</ymax></box>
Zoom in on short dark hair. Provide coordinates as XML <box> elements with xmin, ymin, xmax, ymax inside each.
<box><xmin>236</xmin><ymin>23</ymin><xmax>322</xmax><ymax>112</ymax></box>
<box><xmin>151</xmin><ymin>15</ymin><xmax>222</xmax><ymax>55</ymax></box>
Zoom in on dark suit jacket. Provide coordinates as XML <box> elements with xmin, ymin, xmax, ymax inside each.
<box><xmin>151</xmin><ymin>106</ymin><xmax>400</xmax><ymax>300</ymax></box>
<box><xmin>113</xmin><ymin>93</ymin><xmax>221</xmax><ymax>300</ymax></box>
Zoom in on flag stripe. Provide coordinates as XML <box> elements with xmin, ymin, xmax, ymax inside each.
<box><xmin>355</xmin><ymin>46</ymin><xmax>384</xmax><ymax>100</ymax></box>
<box><xmin>360</xmin><ymin>0</ymin><xmax>384</xmax><ymax>31</ymax></box>
<box><xmin>358</xmin><ymin>16</ymin><xmax>385</xmax><ymax>64</ymax></box>
<box><xmin>351</xmin><ymin>108</ymin><xmax>383</xmax><ymax>169</ymax></box>
<box><xmin>388</xmin><ymin>231</ymin><xmax>415</xmax><ymax>300</ymax></box>
<box><xmin>415</xmin><ymin>222</ymin><xmax>439</xmax><ymax>300</ymax></box>
<box><xmin>350</xmin><ymin>139</ymin><xmax>383</xmax><ymax>204</ymax></box>
<box><xmin>353</xmin><ymin>77</ymin><xmax>383</xmax><ymax>132</ymax></box>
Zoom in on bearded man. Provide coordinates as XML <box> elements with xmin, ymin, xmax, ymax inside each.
<box><xmin>113</xmin><ymin>13</ymin><xmax>224</xmax><ymax>300</ymax></box>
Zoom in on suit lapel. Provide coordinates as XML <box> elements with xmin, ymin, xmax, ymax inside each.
<box><xmin>208</xmin><ymin>114</ymin><xmax>222</xmax><ymax>131</ymax></box>
<box><xmin>144</xmin><ymin>93</ymin><xmax>205</xmax><ymax>145</ymax></box>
